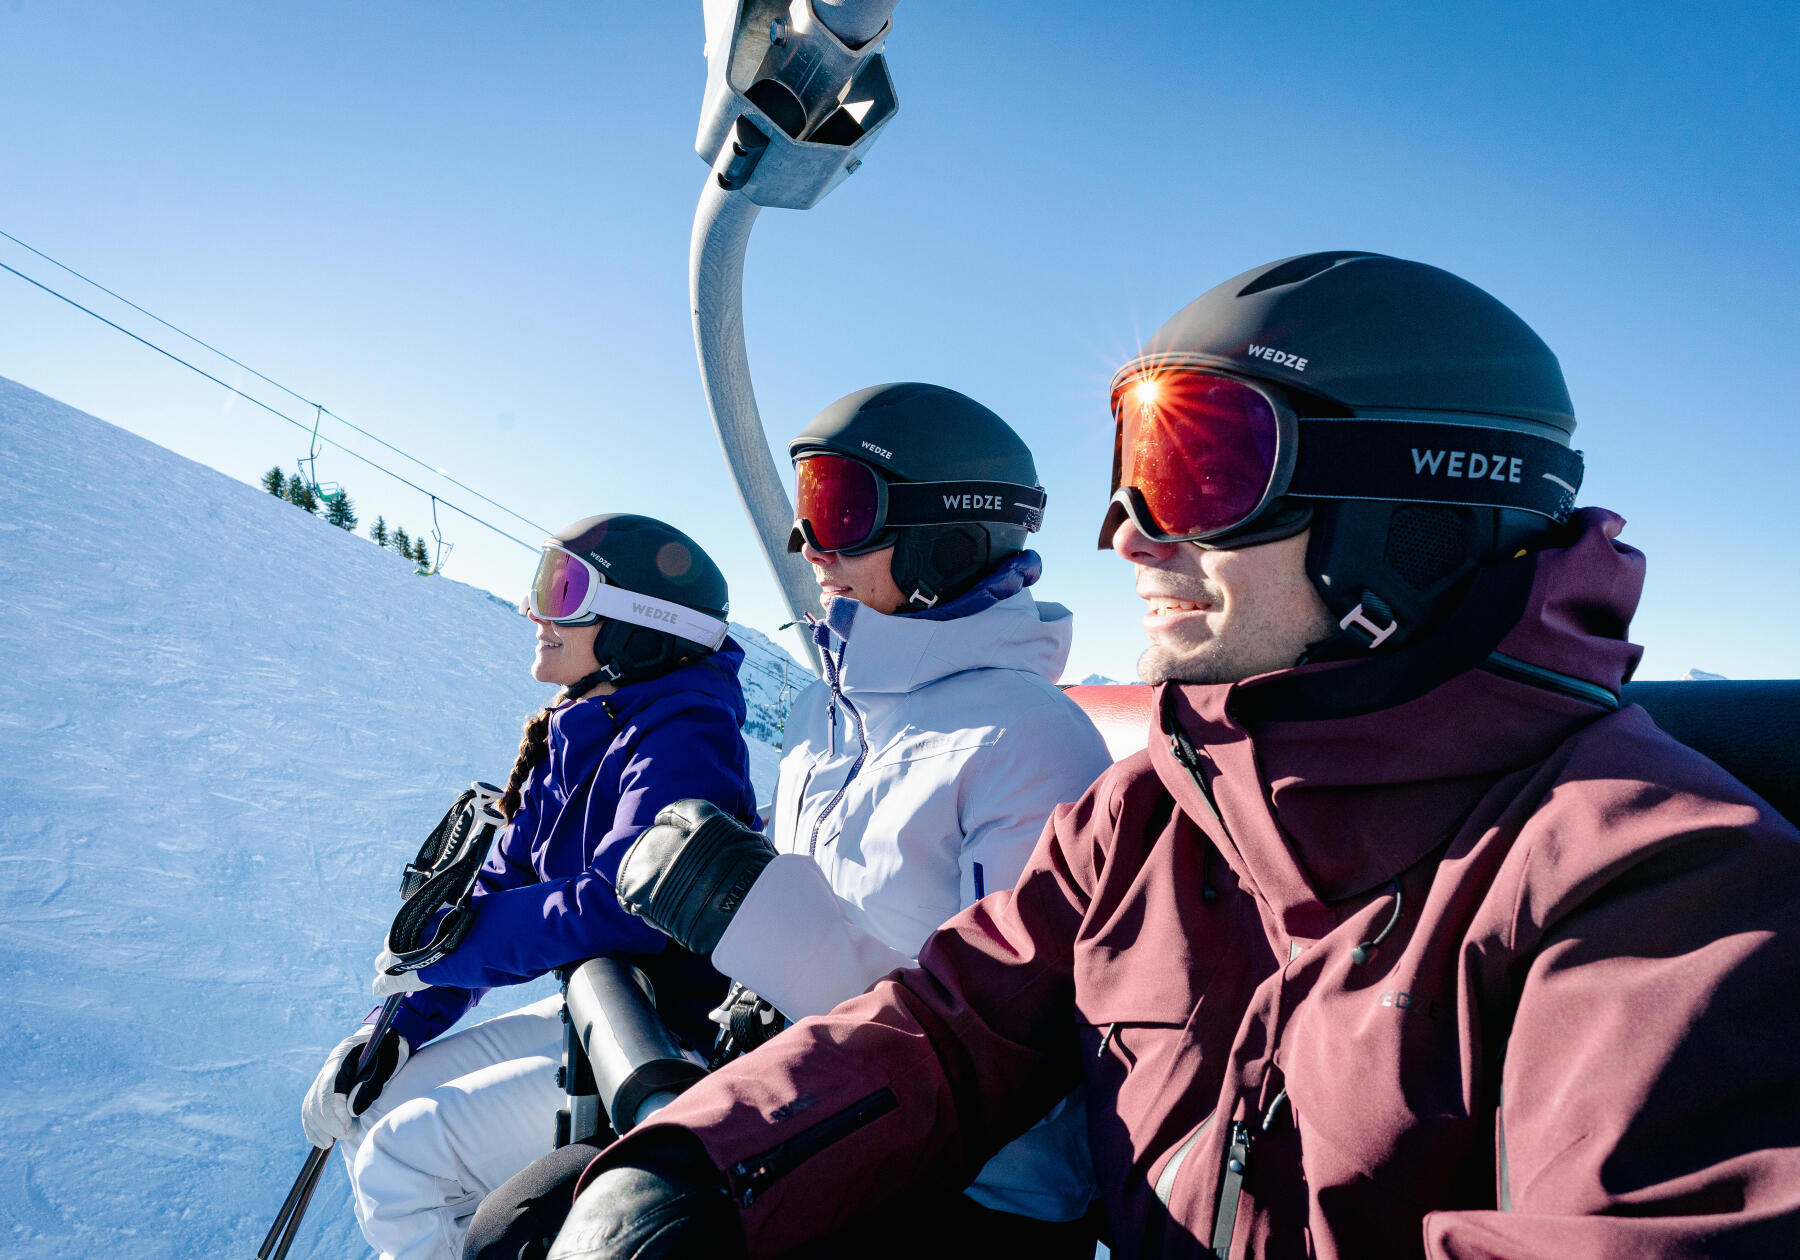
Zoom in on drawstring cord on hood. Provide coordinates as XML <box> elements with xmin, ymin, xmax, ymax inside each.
<box><xmin>1350</xmin><ymin>876</ymin><xmax>1405</xmax><ymax>965</ymax></box>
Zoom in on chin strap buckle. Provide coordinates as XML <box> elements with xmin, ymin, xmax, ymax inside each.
<box><xmin>907</xmin><ymin>586</ymin><xmax>939</xmax><ymax>609</ymax></box>
<box><xmin>1338</xmin><ymin>601</ymin><xmax>1399</xmax><ymax>650</ymax></box>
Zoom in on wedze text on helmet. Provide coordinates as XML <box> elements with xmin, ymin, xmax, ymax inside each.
<box><xmin>1410</xmin><ymin>449</ymin><xmax>1523</xmax><ymax>483</ymax></box>
<box><xmin>1245</xmin><ymin>344</ymin><xmax>1308</xmax><ymax>371</ymax></box>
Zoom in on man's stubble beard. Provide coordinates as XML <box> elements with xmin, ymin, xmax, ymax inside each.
<box><xmin>1136</xmin><ymin>595</ymin><xmax>1337</xmax><ymax>686</ymax></box>
<box><xmin>1138</xmin><ymin>639</ymin><xmax>1246</xmax><ymax>686</ymax></box>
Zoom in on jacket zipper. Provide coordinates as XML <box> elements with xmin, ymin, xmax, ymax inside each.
<box><xmin>1496</xmin><ymin>1085</ymin><xmax>1512</xmax><ymax>1211</ymax></box>
<box><xmin>1153</xmin><ymin>1115</ymin><xmax>1211</xmax><ymax>1207</ymax></box>
<box><xmin>1168</xmin><ymin>728</ymin><xmax>1226</xmax><ymax>829</ymax></box>
<box><xmin>730</xmin><ymin>1087</ymin><xmax>898</xmax><ymax>1207</ymax></box>
<box><xmin>1209</xmin><ymin>1120</ymin><xmax>1253</xmax><ymax>1259</ymax></box>
<box><xmin>1481</xmin><ymin>651</ymin><xmax>1620</xmax><ymax>710</ymax></box>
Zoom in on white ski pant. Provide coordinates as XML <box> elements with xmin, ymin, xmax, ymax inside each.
<box><xmin>338</xmin><ymin>994</ymin><xmax>566</xmax><ymax>1260</ymax></box>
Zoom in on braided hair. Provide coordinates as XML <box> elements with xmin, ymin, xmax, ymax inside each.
<box><xmin>497</xmin><ymin>670</ymin><xmax>609</xmax><ymax>822</ymax></box>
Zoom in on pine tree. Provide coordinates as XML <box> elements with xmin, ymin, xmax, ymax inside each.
<box><xmin>393</xmin><ymin>526</ymin><xmax>411</xmax><ymax>557</ymax></box>
<box><xmin>325</xmin><ymin>493</ymin><xmax>359</xmax><ymax>531</ymax></box>
<box><xmin>285</xmin><ymin>479</ymin><xmax>320</xmax><ymax>515</ymax></box>
<box><xmin>261</xmin><ymin>466</ymin><xmax>286</xmax><ymax>497</ymax></box>
<box><xmin>413</xmin><ymin>537</ymin><xmax>431</xmax><ymax>569</ymax></box>
<box><xmin>370</xmin><ymin>515</ymin><xmax>388</xmax><ymax>547</ymax></box>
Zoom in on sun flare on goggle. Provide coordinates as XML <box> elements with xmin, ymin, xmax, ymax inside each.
<box><xmin>1112</xmin><ymin>375</ymin><xmax>1168</xmax><ymax>430</ymax></box>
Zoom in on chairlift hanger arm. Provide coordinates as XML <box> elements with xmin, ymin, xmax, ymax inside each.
<box><xmin>690</xmin><ymin>0</ymin><xmax>902</xmax><ymax>674</ymax></box>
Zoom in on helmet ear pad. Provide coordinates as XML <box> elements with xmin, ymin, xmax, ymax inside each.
<box><xmin>1302</xmin><ymin>500</ymin><xmax>1493</xmax><ymax>658</ymax></box>
<box><xmin>590</xmin><ymin>618</ymin><xmax>696</xmax><ymax>684</ymax></box>
<box><xmin>889</xmin><ymin>523</ymin><xmax>1025</xmax><ymax>611</ymax></box>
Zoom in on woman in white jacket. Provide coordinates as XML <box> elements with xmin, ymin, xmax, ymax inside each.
<box><xmin>466</xmin><ymin>384</ymin><xmax>1112</xmax><ymax>1259</ymax></box>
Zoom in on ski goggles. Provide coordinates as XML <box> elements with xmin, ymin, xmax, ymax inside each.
<box><xmin>789</xmin><ymin>453</ymin><xmax>1048</xmax><ymax>555</ymax></box>
<box><xmin>523</xmin><ymin>545</ymin><xmax>729</xmax><ymax>649</ymax></box>
<box><xmin>1100</xmin><ymin>361</ymin><xmax>1586</xmax><ymax>547</ymax></box>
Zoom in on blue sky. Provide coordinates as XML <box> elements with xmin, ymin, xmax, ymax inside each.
<box><xmin>2</xmin><ymin>1</ymin><xmax>1795</xmax><ymax>681</ymax></box>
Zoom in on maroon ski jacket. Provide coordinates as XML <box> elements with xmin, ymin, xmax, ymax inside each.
<box><xmin>602</xmin><ymin>511</ymin><xmax>1800</xmax><ymax>1258</ymax></box>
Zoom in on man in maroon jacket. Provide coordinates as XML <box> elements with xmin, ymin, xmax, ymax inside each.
<box><xmin>544</xmin><ymin>253</ymin><xmax>1800</xmax><ymax>1259</ymax></box>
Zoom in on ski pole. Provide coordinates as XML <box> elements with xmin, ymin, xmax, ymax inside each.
<box><xmin>259</xmin><ymin>1146</ymin><xmax>325</xmax><ymax>1260</ymax></box>
<box><xmin>259</xmin><ymin>782</ymin><xmax>503</xmax><ymax>1258</ymax></box>
<box><xmin>257</xmin><ymin>1146</ymin><xmax>326</xmax><ymax>1260</ymax></box>
<box><xmin>258</xmin><ymin>992</ymin><xmax>407</xmax><ymax>1259</ymax></box>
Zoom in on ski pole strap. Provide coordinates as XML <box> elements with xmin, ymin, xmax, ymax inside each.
<box><xmin>399</xmin><ymin>782</ymin><xmax>498</xmax><ymax>898</ymax></box>
<box><xmin>707</xmin><ymin>983</ymin><xmax>788</xmax><ymax>1069</ymax></box>
<box><xmin>383</xmin><ymin>782</ymin><xmax>506</xmax><ymax>975</ymax></box>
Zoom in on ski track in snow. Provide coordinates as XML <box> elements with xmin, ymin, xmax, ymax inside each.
<box><xmin>0</xmin><ymin>376</ymin><xmax>801</xmax><ymax>1258</ymax></box>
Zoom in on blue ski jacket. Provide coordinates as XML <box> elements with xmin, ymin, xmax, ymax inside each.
<box><xmin>389</xmin><ymin>641</ymin><xmax>759</xmax><ymax>1049</ymax></box>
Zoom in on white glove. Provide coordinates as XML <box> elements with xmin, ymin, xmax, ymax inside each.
<box><xmin>372</xmin><ymin>945</ymin><xmax>431</xmax><ymax>998</ymax></box>
<box><xmin>301</xmin><ymin>1025</ymin><xmax>410</xmax><ymax>1148</ymax></box>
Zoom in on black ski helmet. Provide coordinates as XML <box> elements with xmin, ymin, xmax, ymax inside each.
<box><xmin>1105</xmin><ymin>251</ymin><xmax>1583</xmax><ymax>655</ymax></box>
<box><xmin>546</xmin><ymin>513</ymin><xmax>730</xmax><ymax>684</ymax></box>
<box><xmin>788</xmin><ymin>383</ymin><xmax>1045</xmax><ymax>609</ymax></box>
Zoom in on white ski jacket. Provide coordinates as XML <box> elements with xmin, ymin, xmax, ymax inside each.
<box><xmin>712</xmin><ymin>573</ymin><xmax>1112</xmax><ymax>1221</ymax></box>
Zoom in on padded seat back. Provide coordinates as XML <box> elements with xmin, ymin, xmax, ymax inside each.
<box><xmin>1063</xmin><ymin>680</ymin><xmax>1800</xmax><ymax>829</ymax></box>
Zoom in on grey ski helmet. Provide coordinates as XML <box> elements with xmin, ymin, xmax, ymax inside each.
<box><xmin>1103</xmin><ymin>251</ymin><xmax>1584</xmax><ymax>656</ymax></box>
<box><xmin>788</xmin><ymin>383</ymin><xmax>1046</xmax><ymax>610</ymax></box>
<box><xmin>540</xmin><ymin>513</ymin><xmax>730</xmax><ymax>684</ymax></box>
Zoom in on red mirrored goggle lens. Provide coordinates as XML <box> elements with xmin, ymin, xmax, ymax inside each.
<box><xmin>529</xmin><ymin>547</ymin><xmax>592</xmax><ymax>620</ymax></box>
<box><xmin>1112</xmin><ymin>371</ymin><xmax>1280</xmax><ymax>539</ymax></box>
<box><xmin>794</xmin><ymin>454</ymin><xmax>881</xmax><ymax>552</ymax></box>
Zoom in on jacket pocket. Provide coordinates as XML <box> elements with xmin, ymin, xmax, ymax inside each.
<box><xmin>728</xmin><ymin>1087</ymin><xmax>898</xmax><ymax>1208</ymax></box>
<box><xmin>1153</xmin><ymin>1113</ymin><xmax>1213</xmax><ymax>1207</ymax></box>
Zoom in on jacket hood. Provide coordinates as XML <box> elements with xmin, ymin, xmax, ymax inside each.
<box><xmin>545</xmin><ymin>638</ymin><xmax>749</xmax><ymax>791</ymax></box>
<box><xmin>818</xmin><ymin>586</ymin><xmax>1074</xmax><ymax>695</ymax></box>
<box><xmin>1150</xmin><ymin>509</ymin><xmax>1646</xmax><ymax>923</ymax></box>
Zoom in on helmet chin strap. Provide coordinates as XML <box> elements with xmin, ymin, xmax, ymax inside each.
<box><xmin>1296</xmin><ymin>588</ymin><xmax>1404</xmax><ymax>665</ymax></box>
<box><xmin>563</xmin><ymin>665</ymin><xmax>618</xmax><ymax>700</ymax></box>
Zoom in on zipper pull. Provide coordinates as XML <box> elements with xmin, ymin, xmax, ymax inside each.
<box><xmin>1227</xmin><ymin>1119</ymin><xmax>1252</xmax><ymax>1177</ymax></box>
<box><xmin>1210</xmin><ymin>1120</ymin><xmax>1253</xmax><ymax>1259</ymax></box>
<box><xmin>1169</xmin><ymin>732</ymin><xmax>1222</xmax><ymax>823</ymax></box>
<box><xmin>731</xmin><ymin>1157</ymin><xmax>775</xmax><ymax>1208</ymax></box>
<box><xmin>1096</xmin><ymin>1022</ymin><xmax>1117</xmax><ymax>1059</ymax></box>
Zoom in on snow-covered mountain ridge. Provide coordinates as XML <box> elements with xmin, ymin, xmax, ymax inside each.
<box><xmin>0</xmin><ymin>375</ymin><xmax>802</xmax><ymax>1258</ymax></box>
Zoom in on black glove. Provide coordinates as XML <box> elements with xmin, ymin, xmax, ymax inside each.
<box><xmin>616</xmin><ymin>800</ymin><xmax>775</xmax><ymax>956</ymax></box>
<box><xmin>338</xmin><ymin>1026</ymin><xmax>408</xmax><ymax>1117</ymax></box>
<box><xmin>547</xmin><ymin>1129</ymin><xmax>745</xmax><ymax>1260</ymax></box>
<box><xmin>301</xmin><ymin>1025</ymin><xmax>409</xmax><ymax>1147</ymax></box>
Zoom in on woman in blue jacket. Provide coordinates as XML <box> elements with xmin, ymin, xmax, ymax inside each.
<box><xmin>299</xmin><ymin>513</ymin><xmax>758</xmax><ymax>1260</ymax></box>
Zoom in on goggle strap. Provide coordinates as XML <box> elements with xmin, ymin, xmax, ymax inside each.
<box><xmin>576</xmin><ymin>581</ymin><xmax>730</xmax><ymax>651</ymax></box>
<box><xmin>529</xmin><ymin>545</ymin><xmax>728</xmax><ymax>650</ymax></box>
<box><xmin>884</xmin><ymin>480</ymin><xmax>1047</xmax><ymax>532</ymax></box>
<box><xmin>1289</xmin><ymin>420</ymin><xmax>1583</xmax><ymax>521</ymax></box>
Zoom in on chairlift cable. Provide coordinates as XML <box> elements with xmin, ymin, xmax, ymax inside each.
<box><xmin>0</xmin><ymin>227</ymin><xmax>550</xmax><ymax>536</ymax></box>
<box><xmin>4</xmin><ymin>250</ymin><xmax>820</xmax><ymax>680</ymax></box>
<box><xmin>0</xmin><ymin>259</ymin><xmax>540</xmax><ymax>553</ymax></box>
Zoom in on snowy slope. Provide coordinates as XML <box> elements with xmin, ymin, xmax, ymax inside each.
<box><xmin>0</xmin><ymin>375</ymin><xmax>802</xmax><ymax>1258</ymax></box>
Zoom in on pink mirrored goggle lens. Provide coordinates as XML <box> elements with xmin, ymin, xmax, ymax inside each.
<box><xmin>529</xmin><ymin>547</ymin><xmax>592</xmax><ymax>620</ymax></box>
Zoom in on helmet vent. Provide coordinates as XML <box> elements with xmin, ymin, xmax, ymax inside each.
<box><xmin>1383</xmin><ymin>506</ymin><xmax>1471</xmax><ymax>591</ymax></box>
<box><xmin>1237</xmin><ymin>251</ymin><xmax>1374</xmax><ymax>298</ymax></box>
